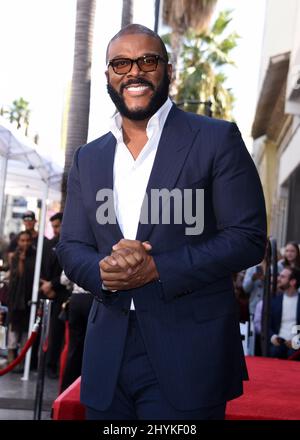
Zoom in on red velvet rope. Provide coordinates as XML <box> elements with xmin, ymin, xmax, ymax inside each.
<box><xmin>0</xmin><ymin>330</ymin><xmax>38</xmax><ymax>376</ymax></box>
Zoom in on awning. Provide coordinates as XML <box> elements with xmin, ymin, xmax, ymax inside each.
<box><xmin>252</xmin><ymin>52</ymin><xmax>290</xmax><ymax>140</ymax></box>
<box><xmin>0</xmin><ymin>116</ymin><xmax>62</xmax><ymax>201</ymax></box>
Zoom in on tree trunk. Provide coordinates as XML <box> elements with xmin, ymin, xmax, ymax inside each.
<box><xmin>61</xmin><ymin>0</ymin><xmax>96</xmax><ymax>209</ymax></box>
<box><xmin>121</xmin><ymin>0</ymin><xmax>133</xmax><ymax>28</ymax></box>
<box><xmin>169</xmin><ymin>31</ymin><xmax>183</xmax><ymax>98</ymax></box>
<box><xmin>154</xmin><ymin>0</ymin><xmax>161</xmax><ymax>33</ymax></box>
<box><xmin>163</xmin><ymin>0</ymin><xmax>217</xmax><ymax>98</ymax></box>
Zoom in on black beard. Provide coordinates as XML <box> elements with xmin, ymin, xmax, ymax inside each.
<box><xmin>107</xmin><ymin>69</ymin><xmax>170</xmax><ymax>121</ymax></box>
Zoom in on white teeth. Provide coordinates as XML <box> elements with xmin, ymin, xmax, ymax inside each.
<box><xmin>126</xmin><ymin>86</ymin><xmax>148</xmax><ymax>92</ymax></box>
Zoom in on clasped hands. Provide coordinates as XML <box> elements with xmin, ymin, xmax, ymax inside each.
<box><xmin>99</xmin><ymin>239</ymin><xmax>159</xmax><ymax>291</ymax></box>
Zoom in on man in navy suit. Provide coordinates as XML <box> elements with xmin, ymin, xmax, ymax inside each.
<box><xmin>57</xmin><ymin>24</ymin><xmax>267</xmax><ymax>420</ymax></box>
<box><xmin>270</xmin><ymin>267</ymin><xmax>300</xmax><ymax>359</ymax></box>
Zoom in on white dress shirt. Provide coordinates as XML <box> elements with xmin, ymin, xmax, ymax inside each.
<box><xmin>278</xmin><ymin>293</ymin><xmax>298</xmax><ymax>341</ymax></box>
<box><xmin>110</xmin><ymin>98</ymin><xmax>173</xmax><ymax>310</ymax></box>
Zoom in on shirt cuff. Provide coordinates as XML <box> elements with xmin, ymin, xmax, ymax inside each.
<box><xmin>101</xmin><ymin>283</ymin><xmax>117</xmax><ymax>293</ymax></box>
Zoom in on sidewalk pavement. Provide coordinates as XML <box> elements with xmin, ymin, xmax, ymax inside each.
<box><xmin>0</xmin><ymin>365</ymin><xmax>59</xmax><ymax>420</ymax></box>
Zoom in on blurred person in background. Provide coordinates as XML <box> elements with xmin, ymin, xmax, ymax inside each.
<box><xmin>0</xmin><ymin>236</ymin><xmax>8</xmax><ymax>264</ymax></box>
<box><xmin>253</xmin><ymin>299</ymin><xmax>263</xmax><ymax>356</ymax></box>
<box><xmin>60</xmin><ymin>271</ymin><xmax>93</xmax><ymax>392</ymax></box>
<box><xmin>278</xmin><ymin>241</ymin><xmax>300</xmax><ymax>274</ymax></box>
<box><xmin>270</xmin><ymin>267</ymin><xmax>300</xmax><ymax>359</ymax></box>
<box><xmin>41</xmin><ymin>212</ymin><xmax>70</xmax><ymax>379</ymax></box>
<box><xmin>7</xmin><ymin>211</ymin><xmax>38</xmax><ymax>253</ymax></box>
<box><xmin>6</xmin><ymin>231</ymin><xmax>35</xmax><ymax>370</ymax></box>
<box><xmin>232</xmin><ymin>271</ymin><xmax>249</xmax><ymax>323</ymax></box>
<box><xmin>243</xmin><ymin>262</ymin><xmax>265</xmax><ymax>317</ymax></box>
<box><xmin>6</xmin><ymin>211</ymin><xmax>49</xmax><ymax>269</ymax></box>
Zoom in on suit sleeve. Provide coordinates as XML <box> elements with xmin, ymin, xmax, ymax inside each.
<box><xmin>56</xmin><ymin>148</ymin><xmax>107</xmax><ymax>300</ymax></box>
<box><xmin>154</xmin><ymin>123</ymin><xmax>267</xmax><ymax>302</ymax></box>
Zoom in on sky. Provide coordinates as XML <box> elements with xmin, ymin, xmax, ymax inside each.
<box><xmin>0</xmin><ymin>0</ymin><xmax>267</xmax><ymax>162</ymax></box>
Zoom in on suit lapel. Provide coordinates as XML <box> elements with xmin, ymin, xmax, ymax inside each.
<box><xmin>136</xmin><ymin>106</ymin><xmax>200</xmax><ymax>242</ymax></box>
<box><xmin>91</xmin><ymin>133</ymin><xmax>123</xmax><ymax>242</ymax></box>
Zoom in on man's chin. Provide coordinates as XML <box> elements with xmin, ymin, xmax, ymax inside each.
<box><xmin>125</xmin><ymin>103</ymin><xmax>146</xmax><ymax>114</ymax></box>
<box><xmin>121</xmin><ymin>105</ymin><xmax>155</xmax><ymax>121</ymax></box>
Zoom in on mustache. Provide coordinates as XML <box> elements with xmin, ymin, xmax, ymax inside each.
<box><xmin>120</xmin><ymin>78</ymin><xmax>154</xmax><ymax>94</ymax></box>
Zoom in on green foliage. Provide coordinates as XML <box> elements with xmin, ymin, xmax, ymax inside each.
<box><xmin>2</xmin><ymin>97</ymin><xmax>31</xmax><ymax>132</ymax></box>
<box><xmin>172</xmin><ymin>10</ymin><xmax>239</xmax><ymax>120</ymax></box>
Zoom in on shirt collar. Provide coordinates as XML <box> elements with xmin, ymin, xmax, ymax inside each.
<box><xmin>283</xmin><ymin>291</ymin><xmax>299</xmax><ymax>298</ymax></box>
<box><xmin>110</xmin><ymin>97</ymin><xmax>173</xmax><ymax>142</ymax></box>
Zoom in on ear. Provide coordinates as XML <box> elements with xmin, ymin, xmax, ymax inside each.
<box><xmin>105</xmin><ymin>70</ymin><xmax>109</xmax><ymax>81</ymax></box>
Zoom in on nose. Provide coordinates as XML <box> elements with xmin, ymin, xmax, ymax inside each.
<box><xmin>127</xmin><ymin>60</ymin><xmax>143</xmax><ymax>76</ymax></box>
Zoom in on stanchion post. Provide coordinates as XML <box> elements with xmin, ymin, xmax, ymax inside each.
<box><xmin>261</xmin><ymin>239</ymin><xmax>272</xmax><ymax>357</ymax></box>
<box><xmin>33</xmin><ymin>299</ymin><xmax>52</xmax><ymax>420</ymax></box>
<box><xmin>23</xmin><ymin>181</ymin><xmax>49</xmax><ymax>381</ymax></box>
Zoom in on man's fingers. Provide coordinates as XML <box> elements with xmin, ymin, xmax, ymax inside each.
<box><xmin>112</xmin><ymin>248</ymin><xmax>143</xmax><ymax>268</ymax></box>
<box><xmin>100</xmin><ymin>256</ymin><xmax>123</xmax><ymax>273</ymax></box>
<box><xmin>110</xmin><ymin>251</ymin><xmax>132</xmax><ymax>271</ymax></box>
<box><xmin>142</xmin><ymin>241</ymin><xmax>152</xmax><ymax>251</ymax></box>
<box><xmin>101</xmin><ymin>269</ymin><xmax>129</xmax><ymax>282</ymax></box>
<box><xmin>112</xmin><ymin>239</ymin><xmax>144</xmax><ymax>252</ymax></box>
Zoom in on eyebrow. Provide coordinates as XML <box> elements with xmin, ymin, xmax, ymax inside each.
<box><xmin>109</xmin><ymin>52</ymin><xmax>162</xmax><ymax>61</ymax></box>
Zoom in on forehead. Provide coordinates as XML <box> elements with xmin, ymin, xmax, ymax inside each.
<box><xmin>281</xmin><ymin>269</ymin><xmax>291</xmax><ymax>277</ymax></box>
<box><xmin>108</xmin><ymin>34</ymin><xmax>163</xmax><ymax>60</ymax></box>
<box><xmin>286</xmin><ymin>244</ymin><xmax>296</xmax><ymax>250</ymax></box>
<box><xmin>19</xmin><ymin>234</ymin><xmax>30</xmax><ymax>240</ymax></box>
<box><xmin>51</xmin><ymin>219</ymin><xmax>61</xmax><ymax>226</ymax></box>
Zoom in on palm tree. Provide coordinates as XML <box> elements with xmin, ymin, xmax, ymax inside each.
<box><xmin>121</xmin><ymin>0</ymin><xmax>133</xmax><ymax>28</ymax></box>
<box><xmin>5</xmin><ymin>97</ymin><xmax>31</xmax><ymax>135</ymax></box>
<box><xmin>61</xmin><ymin>0</ymin><xmax>96</xmax><ymax>208</ymax></box>
<box><xmin>163</xmin><ymin>0</ymin><xmax>217</xmax><ymax>95</ymax></box>
<box><xmin>176</xmin><ymin>10</ymin><xmax>238</xmax><ymax>120</ymax></box>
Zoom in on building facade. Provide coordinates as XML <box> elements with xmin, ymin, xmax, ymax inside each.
<box><xmin>252</xmin><ymin>0</ymin><xmax>300</xmax><ymax>248</ymax></box>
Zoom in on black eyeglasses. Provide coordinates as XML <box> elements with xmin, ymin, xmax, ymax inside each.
<box><xmin>107</xmin><ymin>55</ymin><xmax>166</xmax><ymax>75</ymax></box>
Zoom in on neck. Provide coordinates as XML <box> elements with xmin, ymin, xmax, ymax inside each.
<box><xmin>122</xmin><ymin>116</ymin><xmax>149</xmax><ymax>134</ymax></box>
<box><xmin>120</xmin><ymin>117</ymin><xmax>150</xmax><ymax>160</ymax></box>
<box><xmin>285</xmin><ymin>287</ymin><xmax>298</xmax><ymax>297</ymax></box>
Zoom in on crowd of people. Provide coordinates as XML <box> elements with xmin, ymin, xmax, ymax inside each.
<box><xmin>0</xmin><ymin>209</ymin><xmax>299</xmax><ymax>396</ymax></box>
<box><xmin>234</xmin><ymin>241</ymin><xmax>300</xmax><ymax>359</ymax></box>
<box><xmin>0</xmin><ymin>210</ymin><xmax>92</xmax><ymax>391</ymax></box>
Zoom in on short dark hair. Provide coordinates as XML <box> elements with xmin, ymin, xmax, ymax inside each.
<box><xmin>286</xmin><ymin>266</ymin><xmax>300</xmax><ymax>289</ymax></box>
<box><xmin>106</xmin><ymin>24</ymin><xmax>169</xmax><ymax>63</ymax></box>
<box><xmin>18</xmin><ymin>230</ymin><xmax>32</xmax><ymax>240</ymax></box>
<box><xmin>50</xmin><ymin>212</ymin><xmax>63</xmax><ymax>223</ymax></box>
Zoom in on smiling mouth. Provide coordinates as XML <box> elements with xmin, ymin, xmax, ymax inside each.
<box><xmin>126</xmin><ymin>85</ymin><xmax>150</xmax><ymax>92</ymax></box>
<box><xmin>122</xmin><ymin>82</ymin><xmax>153</xmax><ymax>96</ymax></box>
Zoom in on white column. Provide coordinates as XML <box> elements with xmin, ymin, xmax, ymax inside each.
<box><xmin>22</xmin><ymin>181</ymin><xmax>49</xmax><ymax>381</ymax></box>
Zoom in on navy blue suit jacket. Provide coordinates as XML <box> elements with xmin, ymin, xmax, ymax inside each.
<box><xmin>57</xmin><ymin>105</ymin><xmax>267</xmax><ymax>411</ymax></box>
<box><xmin>270</xmin><ymin>293</ymin><xmax>300</xmax><ymax>336</ymax></box>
